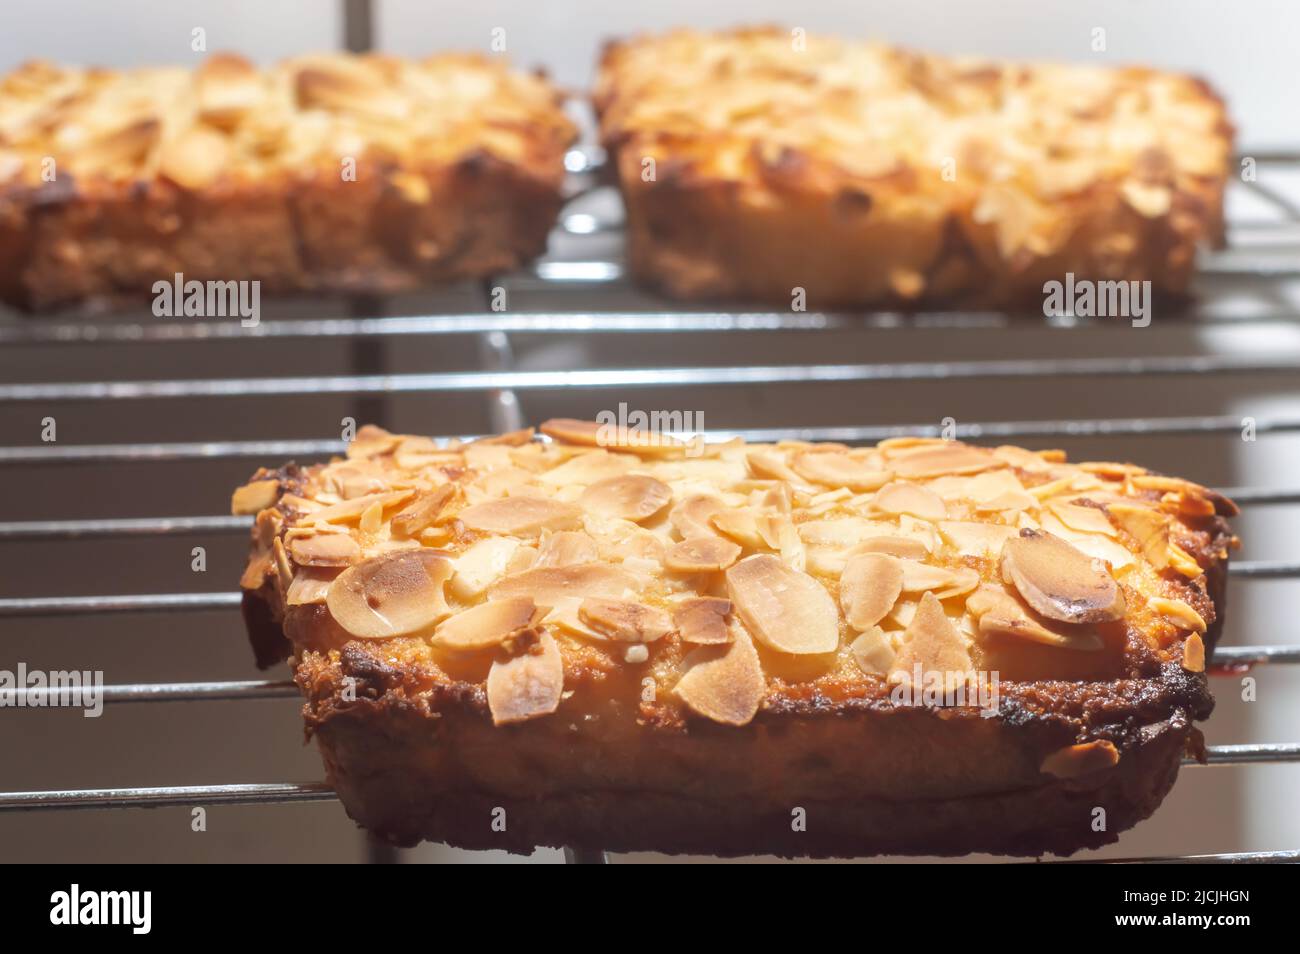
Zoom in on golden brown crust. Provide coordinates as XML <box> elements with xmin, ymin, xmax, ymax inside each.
<box><xmin>595</xmin><ymin>27</ymin><xmax>1234</xmax><ymax>307</ymax></box>
<box><xmin>0</xmin><ymin>52</ymin><xmax>575</xmax><ymax>310</ymax></box>
<box><xmin>236</xmin><ymin>424</ymin><xmax>1235</xmax><ymax>856</ymax></box>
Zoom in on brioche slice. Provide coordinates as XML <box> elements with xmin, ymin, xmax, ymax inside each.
<box><xmin>236</xmin><ymin>423</ymin><xmax>1236</xmax><ymax>856</ymax></box>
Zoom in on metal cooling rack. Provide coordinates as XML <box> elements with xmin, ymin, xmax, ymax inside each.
<box><xmin>1</xmin><ymin>148</ymin><xmax>1298</xmax><ymax>864</ymax></box>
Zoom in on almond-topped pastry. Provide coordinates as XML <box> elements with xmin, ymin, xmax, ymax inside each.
<box><xmin>595</xmin><ymin>26</ymin><xmax>1233</xmax><ymax>307</ymax></box>
<box><xmin>236</xmin><ymin>422</ymin><xmax>1237</xmax><ymax>857</ymax></box>
<box><xmin>0</xmin><ymin>51</ymin><xmax>575</xmax><ymax>310</ymax></box>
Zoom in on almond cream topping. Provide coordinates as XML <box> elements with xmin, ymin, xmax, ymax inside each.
<box><xmin>244</xmin><ymin>423</ymin><xmax>1231</xmax><ymax>728</ymax></box>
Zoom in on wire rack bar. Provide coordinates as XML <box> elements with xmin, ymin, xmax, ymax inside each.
<box><xmin>5</xmin><ymin>354</ymin><xmax>1300</xmax><ymax>404</ymax></box>
<box><xmin>1</xmin><ymin>745</ymin><xmax>1293</xmax><ymax>814</ymax></box>
<box><xmin>5</xmin><ymin>651</ymin><xmax>1294</xmax><ymax>709</ymax></box>
<box><xmin>0</xmin><ymin>515</ymin><xmax>251</xmax><ymax>540</ymax></box>
<box><xmin>0</xmin><ymin>592</ymin><xmax>242</xmax><ymax>617</ymax></box>
<box><xmin>0</xmin><ymin>563</ymin><xmax>1289</xmax><ymax>618</ymax></box>
<box><xmin>5</xmin><ymin>414</ymin><xmax>1300</xmax><ymax>466</ymax></box>
<box><xmin>1046</xmin><ymin>849</ymin><xmax>1300</xmax><ymax>864</ymax></box>
<box><xmin>0</xmin><ymin>782</ymin><xmax>336</xmax><ymax>812</ymax></box>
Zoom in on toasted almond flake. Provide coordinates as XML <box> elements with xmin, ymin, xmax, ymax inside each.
<box><xmin>850</xmin><ymin>625</ymin><xmax>896</xmax><ymax>675</ymax></box>
<box><xmin>665</xmin><ymin>536</ymin><xmax>742</xmax><ymax>573</ymax></box>
<box><xmin>1047</xmin><ymin>500</ymin><xmax>1117</xmax><ymax>537</ymax></box>
<box><xmin>1149</xmin><ymin>596</ymin><xmax>1207</xmax><ymax>633</ymax></box>
<box><xmin>231</xmin><ymin>479</ymin><xmax>279</xmax><ymax>515</ymax></box>
<box><xmin>798</xmin><ymin>517</ymin><xmax>893</xmax><ymax>548</ymax></box>
<box><xmin>673</xmin><ymin>626</ymin><xmax>765</xmax><ymax>726</ymax></box>
<box><xmin>967</xmin><ymin>584</ymin><xmax>1104</xmax><ymax>651</ymax></box>
<box><xmin>391</xmin><ymin>484</ymin><xmax>459</xmax><ymax>539</ymax></box>
<box><xmin>746</xmin><ymin>449</ymin><xmax>810</xmax><ymax>486</ymax></box>
<box><xmin>345</xmin><ymin>425</ymin><xmax>401</xmax><ymax>460</ymax></box>
<box><xmin>896</xmin><ymin>559</ymin><xmax>979</xmax><ymax>598</ymax></box>
<box><xmin>307</xmin><ymin>490</ymin><xmax>413</xmax><ymax>527</ymax></box>
<box><xmin>540</xmin><ymin>418</ymin><xmax>685</xmax><ymax>457</ymax></box>
<box><xmin>791</xmin><ymin>450</ymin><xmax>892</xmax><ymax>491</ymax></box>
<box><xmin>1167</xmin><ymin>542</ymin><xmax>1204</xmax><ymax>579</ymax></box>
<box><xmin>433</xmin><ymin>597</ymin><xmax>538</xmax><ymax>652</ymax></box>
<box><xmin>286</xmin><ymin>567</ymin><xmax>337</xmax><ymax>606</ymax></box>
<box><xmin>673</xmin><ymin>597</ymin><xmax>733</xmax><ymax>644</ymax></box>
<box><xmin>159</xmin><ymin>124</ymin><xmax>231</xmax><ymax>189</ymax></box>
<box><xmin>854</xmin><ymin>535</ymin><xmax>932</xmax><ymax>560</ymax></box>
<box><xmin>710</xmin><ymin>508</ymin><xmax>766</xmax><ymax>549</ymax></box>
<box><xmin>975</xmin><ymin>489</ymin><xmax>1039</xmax><ymax>512</ymax></box>
<box><xmin>579</xmin><ymin>598</ymin><xmax>673</xmax><ymax>642</ymax></box>
<box><xmin>326</xmin><ymin>550</ymin><xmax>453</xmax><ymax>639</ymax></box>
<box><xmin>1106</xmin><ymin>503</ymin><xmax>1171</xmax><ymax>570</ymax></box>
<box><xmin>1080</xmin><ymin>461</ymin><xmax>1146</xmax><ymax>479</ymax></box>
<box><xmin>1120</xmin><ymin>180</ymin><xmax>1173</xmax><ymax>218</ymax></box>
<box><xmin>669</xmin><ymin>494</ymin><xmax>727</xmax><ymax>539</ymax></box>
<box><xmin>937</xmin><ymin>521</ymin><xmax>1016</xmax><ymax>559</ymax></box>
<box><xmin>1161</xmin><ymin>491</ymin><xmax>1216</xmax><ymax>518</ymax></box>
<box><xmin>538</xmin><ymin>449</ymin><xmax>635</xmax><ymax>486</ymax></box>
<box><xmin>458</xmin><ymin>496</ymin><xmax>582</xmax><ymax>539</ymax></box>
<box><xmin>487</xmin><ymin>563</ymin><xmax>640</xmax><ymax>605</ymax></box>
<box><xmin>289</xmin><ymin>533</ymin><xmax>360</xmax><ymax>567</ymax></box>
<box><xmin>840</xmin><ymin>553</ymin><xmax>904</xmax><ymax>630</ymax></box>
<box><xmin>889</xmin><ymin>592</ymin><xmax>972</xmax><ymax>683</ymax></box>
<box><xmin>272</xmin><ymin>537</ymin><xmax>293</xmax><ymax>588</ymax></box>
<box><xmin>487</xmin><ymin>631</ymin><xmax>564</xmax><ymax>726</ymax></box>
<box><xmin>891</xmin><ymin>444</ymin><xmax>1002</xmax><ymax>479</ymax></box>
<box><xmin>762</xmin><ymin>482</ymin><xmax>794</xmax><ymax>514</ymax></box>
<box><xmin>1000</xmin><ymin>529</ymin><xmax>1126</xmax><ymax>624</ymax></box>
<box><xmin>449</xmin><ymin>537</ymin><xmax>520</xmax><ymax>601</ymax></box>
<box><xmin>873</xmin><ymin>481</ymin><xmax>947</xmax><ymax>521</ymax></box>
<box><xmin>878</xmin><ymin>437</ymin><xmax>946</xmax><ymax>456</ymax></box>
<box><xmin>1040</xmin><ymin>740</ymin><xmax>1120</xmax><ymax>779</ymax></box>
<box><xmin>472</xmin><ymin>427</ymin><xmax>535</xmax><ymax>447</ymax></box>
<box><xmin>1182</xmin><ymin>633</ymin><xmax>1207</xmax><ymax>672</ymax></box>
<box><xmin>580</xmin><ymin>474</ymin><xmax>673</xmax><ymax>523</ymax></box>
<box><xmin>535</xmin><ymin>530</ymin><xmax>599</xmax><ymax>568</ymax></box>
<box><xmin>725</xmin><ymin>554</ymin><xmax>839</xmax><ymax>655</ymax></box>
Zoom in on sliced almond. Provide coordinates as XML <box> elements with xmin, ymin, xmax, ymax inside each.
<box><xmin>433</xmin><ymin>597</ymin><xmax>537</xmax><ymax>652</ymax></box>
<box><xmin>449</xmin><ymin>537</ymin><xmax>520</xmax><ymax>601</ymax></box>
<box><xmin>579</xmin><ymin>598</ymin><xmax>673</xmax><ymax>642</ymax></box>
<box><xmin>673</xmin><ymin>597</ymin><xmax>733</xmax><ymax>645</ymax></box>
<box><xmin>889</xmin><ymin>592</ymin><xmax>972</xmax><ymax>683</ymax></box>
<box><xmin>853</xmin><ymin>535</ymin><xmax>931</xmax><ymax>560</ymax></box>
<box><xmin>745</xmin><ymin>449</ymin><xmax>808</xmax><ymax>486</ymax></box>
<box><xmin>458</xmin><ymin>496</ymin><xmax>582</xmax><ymax>539</ymax></box>
<box><xmin>850</xmin><ymin>625</ymin><xmax>896</xmax><ymax>675</ymax></box>
<box><xmin>669</xmin><ymin>494</ymin><xmax>727</xmax><ymax>539</ymax></box>
<box><xmin>231</xmin><ymin>479</ymin><xmax>279</xmax><ymax>515</ymax></box>
<box><xmin>1167</xmin><ymin>542</ymin><xmax>1204</xmax><ymax>579</ymax></box>
<box><xmin>896</xmin><ymin>560</ymin><xmax>980</xmax><ymax>599</ymax></box>
<box><xmin>289</xmin><ymin>533</ymin><xmax>360</xmax><ymax>567</ymax></box>
<box><xmin>725</xmin><ymin>554</ymin><xmax>839</xmax><ymax>655</ymax></box>
<box><xmin>391</xmin><ymin>484</ymin><xmax>459</xmax><ymax>539</ymax></box>
<box><xmin>540</xmin><ymin>418</ymin><xmax>686</xmax><ymax>457</ymax></box>
<box><xmin>158</xmin><ymin>124</ymin><xmax>231</xmax><ymax>190</ymax></box>
<box><xmin>326</xmin><ymin>550</ymin><xmax>453</xmax><ymax>639</ymax></box>
<box><xmin>665</xmin><ymin>536</ymin><xmax>741</xmax><ymax>574</ymax></box>
<box><xmin>1106</xmin><ymin>503</ymin><xmax>1171</xmax><ymax>570</ymax></box>
<box><xmin>307</xmin><ymin>490</ymin><xmax>413</xmax><ymax>527</ymax></box>
<box><xmin>839</xmin><ymin>553</ymin><xmax>904</xmax><ymax>630</ymax></box>
<box><xmin>891</xmin><ymin>444</ymin><xmax>1002</xmax><ymax>479</ymax></box>
<box><xmin>1181</xmin><ymin>633</ymin><xmax>1207</xmax><ymax>672</ymax></box>
<box><xmin>195</xmin><ymin>52</ymin><xmax>262</xmax><ymax>127</ymax></box>
<box><xmin>873</xmin><ymin>481</ymin><xmax>947</xmax><ymax>521</ymax></box>
<box><xmin>1040</xmin><ymin>740</ymin><xmax>1120</xmax><ymax>779</ymax></box>
<box><xmin>1150</xmin><ymin>596</ymin><xmax>1207</xmax><ymax>634</ymax></box>
<box><xmin>673</xmin><ymin>626</ymin><xmax>765</xmax><ymax>726</ymax></box>
<box><xmin>538</xmin><ymin>450</ymin><xmax>634</xmax><ymax>486</ymax></box>
<box><xmin>937</xmin><ymin>521</ymin><xmax>1017</xmax><ymax>559</ymax></box>
<box><xmin>1047</xmin><ymin>499</ymin><xmax>1117</xmax><ymax>537</ymax></box>
<box><xmin>791</xmin><ymin>451</ymin><xmax>892</xmax><ymax>491</ymax></box>
<box><xmin>710</xmin><ymin>508</ymin><xmax>766</xmax><ymax>549</ymax></box>
<box><xmin>967</xmin><ymin>584</ymin><xmax>1103</xmax><ymax>651</ymax></box>
<box><xmin>345</xmin><ymin>425</ymin><xmax>401</xmax><ymax>459</ymax></box>
<box><xmin>535</xmin><ymin>530</ymin><xmax>599</xmax><ymax>568</ymax></box>
<box><xmin>1000</xmin><ymin>529</ymin><xmax>1126</xmax><ymax>624</ymax></box>
<box><xmin>487</xmin><ymin>631</ymin><xmax>564</xmax><ymax>726</ymax></box>
<box><xmin>487</xmin><ymin>563</ymin><xmax>639</xmax><ymax>606</ymax></box>
<box><xmin>285</xmin><ymin>567</ymin><xmax>336</xmax><ymax>606</ymax></box>
<box><xmin>580</xmin><ymin>474</ymin><xmax>672</xmax><ymax>523</ymax></box>
<box><xmin>81</xmin><ymin>118</ymin><xmax>160</xmax><ymax>174</ymax></box>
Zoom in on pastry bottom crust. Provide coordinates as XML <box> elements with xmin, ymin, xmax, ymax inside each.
<box><xmin>315</xmin><ymin>703</ymin><xmax>1196</xmax><ymax>858</ymax></box>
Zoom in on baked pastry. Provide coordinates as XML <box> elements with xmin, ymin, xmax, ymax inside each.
<box><xmin>235</xmin><ymin>420</ymin><xmax>1236</xmax><ymax>857</ymax></box>
<box><xmin>595</xmin><ymin>26</ymin><xmax>1233</xmax><ymax>306</ymax></box>
<box><xmin>0</xmin><ymin>52</ymin><xmax>574</xmax><ymax>310</ymax></box>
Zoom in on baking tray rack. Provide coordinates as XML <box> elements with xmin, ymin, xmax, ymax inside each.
<box><xmin>0</xmin><ymin>146</ymin><xmax>1298</xmax><ymax>864</ymax></box>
